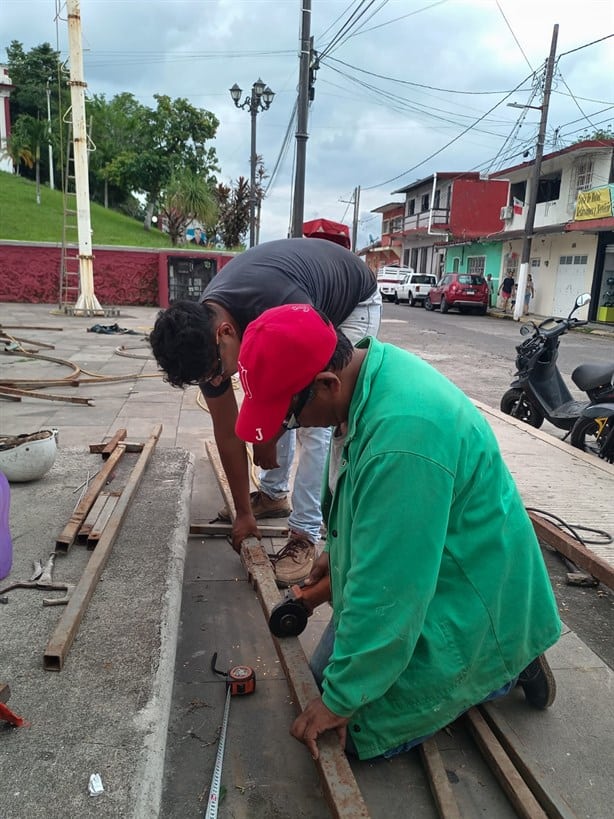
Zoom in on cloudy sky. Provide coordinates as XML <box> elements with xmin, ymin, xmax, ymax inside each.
<box><xmin>2</xmin><ymin>0</ymin><xmax>613</xmax><ymax>248</ymax></box>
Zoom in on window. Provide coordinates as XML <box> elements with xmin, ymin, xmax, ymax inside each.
<box><xmin>433</xmin><ymin>189</ymin><xmax>441</xmax><ymax>209</ymax></box>
<box><xmin>574</xmin><ymin>255</ymin><xmax>588</xmax><ymax>265</ymax></box>
<box><xmin>410</xmin><ymin>247</ymin><xmax>418</xmax><ymax>269</ymax></box>
<box><xmin>537</xmin><ymin>173</ymin><xmax>561</xmax><ymax>203</ymax></box>
<box><xmin>419</xmin><ymin>247</ymin><xmax>427</xmax><ymax>274</ymax></box>
<box><xmin>382</xmin><ymin>219</ymin><xmax>390</xmax><ymax>234</ymax></box>
<box><xmin>467</xmin><ymin>256</ymin><xmax>486</xmax><ymax>277</ymax></box>
<box><xmin>575</xmin><ymin>158</ymin><xmax>594</xmax><ymax>192</ymax></box>
<box><xmin>452</xmin><ymin>256</ymin><xmax>460</xmax><ymax>273</ymax></box>
<box><xmin>511</xmin><ymin>181</ymin><xmax>527</xmax><ymax>203</ymax></box>
<box><xmin>459</xmin><ymin>274</ymin><xmax>485</xmax><ymax>285</ymax></box>
<box><xmin>560</xmin><ymin>256</ymin><xmax>573</xmax><ymax>265</ymax></box>
<box><xmin>421</xmin><ymin>193</ymin><xmax>430</xmax><ymax>211</ymax></box>
<box><xmin>531</xmin><ymin>258</ymin><xmax>541</xmax><ymax>268</ymax></box>
<box><xmin>407</xmin><ymin>198</ymin><xmax>415</xmax><ymax>216</ymax></box>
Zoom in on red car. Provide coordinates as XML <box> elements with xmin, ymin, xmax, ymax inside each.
<box><xmin>425</xmin><ymin>273</ymin><xmax>489</xmax><ymax>315</ymax></box>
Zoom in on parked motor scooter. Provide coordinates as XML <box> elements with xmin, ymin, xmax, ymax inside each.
<box><xmin>570</xmin><ymin>403</ymin><xmax>614</xmax><ymax>463</ymax></box>
<box><xmin>500</xmin><ymin>293</ymin><xmax>614</xmax><ymax>432</ymax></box>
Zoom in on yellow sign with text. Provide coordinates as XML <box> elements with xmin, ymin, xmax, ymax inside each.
<box><xmin>574</xmin><ymin>186</ymin><xmax>613</xmax><ymax>221</ymax></box>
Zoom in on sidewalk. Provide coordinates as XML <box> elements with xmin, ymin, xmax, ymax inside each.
<box><xmin>1</xmin><ymin>303</ymin><xmax>613</xmax><ymax>817</ymax></box>
<box><xmin>488</xmin><ymin>304</ymin><xmax>614</xmax><ymax>337</ymax></box>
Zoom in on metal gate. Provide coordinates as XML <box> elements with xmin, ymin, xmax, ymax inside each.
<box><xmin>167</xmin><ymin>256</ymin><xmax>217</xmax><ymax>302</ymax></box>
<box><xmin>552</xmin><ymin>254</ymin><xmax>587</xmax><ymax>317</ymax></box>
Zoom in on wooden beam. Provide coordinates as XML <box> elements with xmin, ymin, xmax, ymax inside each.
<box><xmin>55</xmin><ymin>445</ymin><xmax>125</xmax><ymax>553</ymax></box>
<box><xmin>205</xmin><ymin>440</ymin><xmax>370</xmax><ymax>818</ymax></box>
<box><xmin>0</xmin><ymin>385</ymin><xmax>93</xmax><ymax>405</ymax></box>
<box><xmin>528</xmin><ymin>511</ymin><xmax>614</xmax><ymax>590</ymax></box>
<box><xmin>101</xmin><ymin>428</ymin><xmax>127</xmax><ymax>459</ymax></box>
<box><xmin>419</xmin><ymin>736</ymin><xmax>462</xmax><ymax>819</ymax></box>
<box><xmin>89</xmin><ymin>439</ymin><xmax>144</xmax><ymax>454</ymax></box>
<box><xmin>465</xmin><ymin>707</ymin><xmax>548</xmax><ymax>819</ymax></box>
<box><xmin>44</xmin><ymin>424</ymin><xmax>162</xmax><ymax>671</ymax></box>
<box><xmin>87</xmin><ymin>493</ymin><xmax>121</xmax><ymax>548</ymax></box>
<box><xmin>77</xmin><ymin>493</ymin><xmax>110</xmax><ymax>543</ymax></box>
<box><xmin>480</xmin><ymin>704</ymin><xmax>578</xmax><ymax>819</ymax></box>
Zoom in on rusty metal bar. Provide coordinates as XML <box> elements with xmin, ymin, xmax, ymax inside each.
<box><xmin>87</xmin><ymin>493</ymin><xmax>121</xmax><ymax>548</ymax></box>
<box><xmin>465</xmin><ymin>707</ymin><xmax>548</xmax><ymax>818</ymax></box>
<box><xmin>528</xmin><ymin>511</ymin><xmax>614</xmax><ymax>590</ymax></box>
<box><xmin>480</xmin><ymin>704</ymin><xmax>578</xmax><ymax>819</ymax></box>
<box><xmin>44</xmin><ymin>424</ymin><xmax>162</xmax><ymax>671</ymax></box>
<box><xmin>56</xmin><ymin>445</ymin><xmax>125</xmax><ymax>553</ymax></box>
<box><xmin>189</xmin><ymin>522</ymin><xmax>288</xmax><ymax>538</ymax></box>
<box><xmin>419</xmin><ymin>736</ymin><xmax>462</xmax><ymax>819</ymax></box>
<box><xmin>0</xmin><ymin>385</ymin><xmax>93</xmax><ymax>405</ymax></box>
<box><xmin>206</xmin><ymin>440</ymin><xmax>370</xmax><ymax>818</ymax></box>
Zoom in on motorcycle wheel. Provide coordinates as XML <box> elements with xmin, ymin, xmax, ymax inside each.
<box><xmin>570</xmin><ymin>415</ymin><xmax>614</xmax><ymax>461</ymax></box>
<box><xmin>500</xmin><ymin>389</ymin><xmax>544</xmax><ymax>428</ymax></box>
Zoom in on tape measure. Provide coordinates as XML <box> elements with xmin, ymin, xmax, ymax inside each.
<box><xmin>211</xmin><ymin>652</ymin><xmax>256</xmax><ymax>696</ymax></box>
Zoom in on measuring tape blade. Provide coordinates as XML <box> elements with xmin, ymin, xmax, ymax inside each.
<box><xmin>204</xmin><ymin>686</ymin><xmax>231</xmax><ymax>819</ymax></box>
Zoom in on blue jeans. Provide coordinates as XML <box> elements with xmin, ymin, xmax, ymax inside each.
<box><xmin>310</xmin><ymin>619</ymin><xmax>517</xmax><ymax>758</ymax></box>
<box><xmin>259</xmin><ymin>291</ymin><xmax>382</xmax><ymax>542</ymax></box>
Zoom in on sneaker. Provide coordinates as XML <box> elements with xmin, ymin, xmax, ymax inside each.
<box><xmin>217</xmin><ymin>490</ymin><xmax>291</xmax><ymax>522</ymax></box>
<box><xmin>517</xmin><ymin>654</ymin><xmax>556</xmax><ymax>709</ymax></box>
<box><xmin>269</xmin><ymin>531</ymin><xmax>316</xmax><ymax>588</ymax></box>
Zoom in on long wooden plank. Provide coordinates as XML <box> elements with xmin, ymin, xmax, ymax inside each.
<box><xmin>529</xmin><ymin>511</ymin><xmax>614</xmax><ymax>590</ymax></box>
<box><xmin>480</xmin><ymin>704</ymin><xmax>578</xmax><ymax>819</ymax></box>
<box><xmin>89</xmin><ymin>440</ymin><xmax>144</xmax><ymax>454</ymax></box>
<box><xmin>44</xmin><ymin>424</ymin><xmax>162</xmax><ymax>671</ymax></box>
<box><xmin>205</xmin><ymin>440</ymin><xmax>370</xmax><ymax>818</ymax></box>
<box><xmin>419</xmin><ymin>737</ymin><xmax>462</xmax><ymax>819</ymax></box>
<box><xmin>77</xmin><ymin>493</ymin><xmax>110</xmax><ymax>542</ymax></box>
<box><xmin>0</xmin><ymin>385</ymin><xmax>93</xmax><ymax>405</ymax></box>
<box><xmin>465</xmin><ymin>707</ymin><xmax>547</xmax><ymax>819</ymax></box>
<box><xmin>87</xmin><ymin>492</ymin><xmax>121</xmax><ymax>548</ymax></box>
<box><xmin>55</xmin><ymin>445</ymin><xmax>126</xmax><ymax>553</ymax></box>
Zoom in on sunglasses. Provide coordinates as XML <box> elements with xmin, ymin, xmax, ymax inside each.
<box><xmin>284</xmin><ymin>384</ymin><xmax>314</xmax><ymax>430</ymax></box>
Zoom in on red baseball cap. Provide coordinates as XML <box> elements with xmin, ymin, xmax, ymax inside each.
<box><xmin>235</xmin><ymin>304</ymin><xmax>338</xmax><ymax>443</ymax></box>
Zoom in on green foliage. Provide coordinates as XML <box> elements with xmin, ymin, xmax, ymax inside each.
<box><xmin>0</xmin><ymin>171</ymin><xmax>172</xmax><ymax>247</ymax></box>
<box><xmin>578</xmin><ymin>126</ymin><xmax>614</xmax><ymax>142</ymax></box>
<box><xmin>158</xmin><ymin>171</ymin><xmax>218</xmax><ymax>246</ymax></box>
<box><xmin>216</xmin><ymin>177</ymin><xmax>250</xmax><ymax>249</ymax></box>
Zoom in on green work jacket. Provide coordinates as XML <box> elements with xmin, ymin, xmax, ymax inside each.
<box><xmin>320</xmin><ymin>337</ymin><xmax>561</xmax><ymax>760</ymax></box>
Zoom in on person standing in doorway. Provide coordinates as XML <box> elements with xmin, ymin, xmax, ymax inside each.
<box><xmin>498</xmin><ymin>273</ymin><xmax>515</xmax><ymax>313</ymax></box>
<box><xmin>524</xmin><ymin>274</ymin><xmax>535</xmax><ymax>315</ymax></box>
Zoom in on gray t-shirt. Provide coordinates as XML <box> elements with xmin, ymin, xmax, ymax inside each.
<box><xmin>200</xmin><ymin>237</ymin><xmax>376</xmax><ymax>332</ymax></box>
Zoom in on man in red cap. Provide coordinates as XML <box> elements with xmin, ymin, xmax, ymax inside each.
<box><xmin>235</xmin><ymin>304</ymin><xmax>561</xmax><ymax>761</ymax></box>
<box><xmin>149</xmin><ymin>238</ymin><xmax>381</xmax><ymax>586</ymax></box>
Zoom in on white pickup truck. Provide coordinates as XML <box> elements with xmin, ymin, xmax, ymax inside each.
<box><xmin>377</xmin><ymin>266</ymin><xmax>437</xmax><ymax>306</ymax></box>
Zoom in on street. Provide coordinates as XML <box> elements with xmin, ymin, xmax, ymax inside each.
<box><xmin>377</xmin><ymin>302</ymin><xmax>614</xmax><ymax>415</ymax></box>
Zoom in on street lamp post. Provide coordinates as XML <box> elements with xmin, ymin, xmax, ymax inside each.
<box><xmin>230</xmin><ymin>79</ymin><xmax>275</xmax><ymax>248</ymax></box>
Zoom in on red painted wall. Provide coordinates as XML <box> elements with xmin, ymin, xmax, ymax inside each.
<box><xmin>449</xmin><ymin>179</ymin><xmax>509</xmax><ymax>238</ymax></box>
<box><xmin>0</xmin><ymin>242</ymin><xmax>235</xmax><ymax>306</ymax></box>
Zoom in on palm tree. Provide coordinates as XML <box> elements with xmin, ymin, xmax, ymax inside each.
<box><xmin>158</xmin><ymin>171</ymin><xmax>218</xmax><ymax>246</ymax></box>
<box><xmin>4</xmin><ymin>131</ymin><xmax>34</xmax><ymax>176</ymax></box>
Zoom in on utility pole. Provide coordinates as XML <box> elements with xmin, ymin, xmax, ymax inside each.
<box><xmin>291</xmin><ymin>0</ymin><xmax>311</xmax><ymax>237</ymax></box>
<box><xmin>351</xmin><ymin>185</ymin><xmax>361</xmax><ymax>252</ymax></box>
<box><xmin>66</xmin><ymin>0</ymin><xmax>102</xmax><ymax>315</ymax></box>
<box><xmin>513</xmin><ymin>24</ymin><xmax>559</xmax><ymax>321</ymax></box>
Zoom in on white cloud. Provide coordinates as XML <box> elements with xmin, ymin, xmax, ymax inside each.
<box><xmin>2</xmin><ymin>0</ymin><xmax>613</xmax><ymax>248</ymax></box>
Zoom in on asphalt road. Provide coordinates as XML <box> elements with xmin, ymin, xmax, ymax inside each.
<box><xmin>377</xmin><ymin>301</ymin><xmax>614</xmax><ymax>412</ymax></box>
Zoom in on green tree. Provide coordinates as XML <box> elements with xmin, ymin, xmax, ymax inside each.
<box><xmin>216</xmin><ymin>177</ymin><xmax>250</xmax><ymax>249</ymax></box>
<box><xmin>9</xmin><ymin>114</ymin><xmax>50</xmax><ymax>202</ymax></box>
<box><xmin>6</xmin><ymin>41</ymin><xmax>69</xmax><ymax>186</ymax></box>
<box><xmin>158</xmin><ymin>171</ymin><xmax>218</xmax><ymax>246</ymax></box>
<box><xmin>87</xmin><ymin>92</ymin><xmax>147</xmax><ymax>209</ymax></box>
<box><xmin>3</xmin><ymin>130</ymin><xmax>34</xmax><ymax>175</ymax></box>
<box><xmin>105</xmin><ymin>93</ymin><xmax>220</xmax><ymax>230</ymax></box>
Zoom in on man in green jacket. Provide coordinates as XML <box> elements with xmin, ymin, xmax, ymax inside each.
<box><xmin>234</xmin><ymin>304</ymin><xmax>562</xmax><ymax>761</ymax></box>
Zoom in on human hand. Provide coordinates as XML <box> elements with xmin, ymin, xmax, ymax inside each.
<box><xmin>304</xmin><ymin>552</ymin><xmax>329</xmax><ymax>586</ymax></box>
<box><xmin>290</xmin><ymin>697</ymin><xmax>348</xmax><ymax>760</ymax></box>
<box><xmin>252</xmin><ymin>440</ymin><xmax>279</xmax><ymax>469</ymax></box>
<box><xmin>230</xmin><ymin>513</ymin><xmax>260</xmax><ymax>552</ymax></box>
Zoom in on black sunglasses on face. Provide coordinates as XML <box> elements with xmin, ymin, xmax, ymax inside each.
<box><xmin>284</xmin><ymin>384</ymin><xmax>314</xmax><ymax>430</ymax></box>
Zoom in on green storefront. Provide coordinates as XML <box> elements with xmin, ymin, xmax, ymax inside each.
<box><xmin>445</xmin><ymin>241</ymin><xmax>503</xmax><ymax>305</ymax></box>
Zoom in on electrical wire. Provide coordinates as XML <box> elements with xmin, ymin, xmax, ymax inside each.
<box><xmin>526</xmin><ymin>508</ymin><xmax>613</xmax><ymax>547</ymax></box>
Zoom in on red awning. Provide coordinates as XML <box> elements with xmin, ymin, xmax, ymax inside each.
<box><xmin>303</xmin><ymin>218</ymin><xmax>351</xmax><ymax>249</ymax></box>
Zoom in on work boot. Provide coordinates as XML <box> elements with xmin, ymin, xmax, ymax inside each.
<box><xmin>270</xmin><ymin>531</ymin><xmax>316</xmax><ymax>588</ymax></box>
<box><xmin>216</xmin><ymin>490</ymin><xmax>291</xmax><ymax>522</ymax></box>
<box><xmin>517</xmin><ymin>654</ymin><xmax>556</xmax><ymax>709</ymax></box>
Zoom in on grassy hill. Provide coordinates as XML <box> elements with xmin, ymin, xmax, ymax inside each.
<box><xmin>0</xmin><ymin>171</ymin><xmax>175</xmax><ymax>248</ymax></box>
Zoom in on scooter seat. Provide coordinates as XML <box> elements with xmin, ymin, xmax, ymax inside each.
<box><xmin>572</xmin><ymin>362</ymin><xmax>614</xmax><ymax>391</ymax></box>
